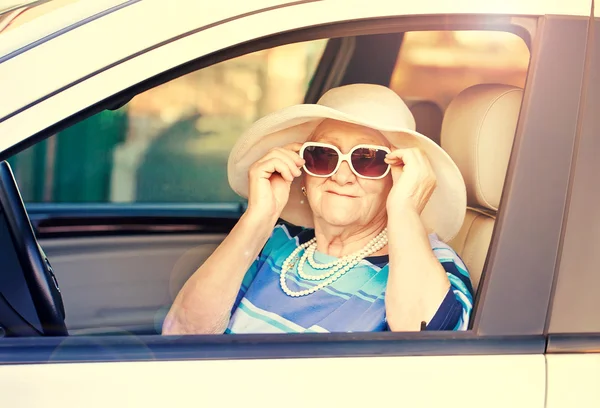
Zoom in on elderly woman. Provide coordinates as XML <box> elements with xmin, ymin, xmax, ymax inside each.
<box><xmin>163</xmin><ymin>84</ymin><xmax>473</xmax><ymax>334</ymax></box>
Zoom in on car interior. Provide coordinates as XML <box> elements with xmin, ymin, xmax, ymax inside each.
<box><xmin>0</xmin><ymin>26</ymin><xmax>528</xmax><ymax>337</ymax></box>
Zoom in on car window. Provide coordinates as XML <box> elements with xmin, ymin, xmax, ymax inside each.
<box><xmin>9</xmin><ymin>39</ymin><xmax>327</xmax><ymax>204</ymax></box>
<box><xmin>390</xmin><ymin>30</ymin><xmax>529</xmax><ymax>109</ymax></box>
<box><xmin>0</xmin><ymin>1</ymin><xmax>561</xmax><ymax>346</ymax></box>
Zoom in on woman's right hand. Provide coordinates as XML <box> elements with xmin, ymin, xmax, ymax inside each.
<box><xmin>246</xmin><ymin>143</ymin><xmax>305</xmax><ymax>222</ymax></box>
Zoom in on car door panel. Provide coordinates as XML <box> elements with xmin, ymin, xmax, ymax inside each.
<box><xmin>0</xmin><ymin>354</ymin><xmax>546</xmax><ymax>407</ymax></box>
<box><xmin>40</xmin><ymin>234</ymin><xmax>224</xmax><ymax>334</ymax></box>
<box><xmin>546</xmin><ymin>354</ymin><xmax>600</xmax><ymax>408</ymax></box>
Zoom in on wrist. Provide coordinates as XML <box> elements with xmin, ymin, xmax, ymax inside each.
<box><xmin>387</xmin><ymin>196</ymin><xmax>419</xmax><ymax>215</ymax></box>
<box><xmin>242</xmin><ymin>207</ymin><xmax>279</xmax><ymax>229</ymax></box>
<box><xmin>387</xmin><ymin>200</ymin><xmax>423</xmax><ymax>231</ymax></box>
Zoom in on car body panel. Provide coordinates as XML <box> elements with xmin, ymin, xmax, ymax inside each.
<box><xmin>543</xmin><ymin>13</ymin><xmax>600</xmax><ymax>408</ymax></box>
<box><xmin>0</xmin><ymin>0</ymin><xmax>593</xmax><ymax>152</ymax></box>
<box><xmin>546</xmin><ymin>354</ymin><xmax>600</xmax><ymax>408</ymax></box>
<box><xmin>0</xmin><ymin>354</ymin><xmax>546</xmax><ymax>407</ymax></box>
<box><xmin>0</xmin><ymin>0</ymin><xmax>117</xmax><ymax>41</ymax></box>
<box><xmin>546</xmin><ymin>14</ymin><xmax>600</xmax><ymax>334</ymax></box>
<box><xmin>0</xmin><ymin>2</ymin><xmax>597</xmax><ymax>407</ymax></box>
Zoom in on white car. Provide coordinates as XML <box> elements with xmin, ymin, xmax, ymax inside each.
<box><xmin>0</xmin><ymin>0</ymin><xmax>598</xmax><ymax>407</ymax></box>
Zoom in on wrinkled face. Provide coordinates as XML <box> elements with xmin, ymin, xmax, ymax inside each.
<box><xmin>304</xmin><ymin>119</ymin><xmax>393</xmax><ymax>228</ymax></box>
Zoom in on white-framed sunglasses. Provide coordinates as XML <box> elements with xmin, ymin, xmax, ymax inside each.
<box><xmin>299</xmin><ymin>142</ymin><xmax>391</xmax><ymax>180</ymax></box>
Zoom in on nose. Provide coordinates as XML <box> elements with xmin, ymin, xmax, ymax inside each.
<box><xmin>331</xmin><ymin>160</ymin><xmax>355</xmax><ymax>185</ymax></box>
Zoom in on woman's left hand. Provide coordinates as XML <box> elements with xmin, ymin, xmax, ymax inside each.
<box><xmin>385</xmin><ymin>147</ymin><xmax>437</xmax><ymax>214</ymax></box>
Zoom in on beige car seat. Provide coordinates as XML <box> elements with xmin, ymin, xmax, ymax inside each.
<box><xmin>405</xmin><ymin>98</ymin><xmax>444</xmax><ymax>145</ymax></box>
<box><xmin>441</xmin><ymin>84</ymin><xmax>523</xmax><ymax>291</ymax></box>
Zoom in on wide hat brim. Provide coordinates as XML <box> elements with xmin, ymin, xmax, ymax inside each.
<box><xmin>228</xmin><ymin>103</ymin><xmax>466</xmax><ymax>242</ymax></box>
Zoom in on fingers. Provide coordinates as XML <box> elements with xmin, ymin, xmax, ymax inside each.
<box><xmin>385</xmin><ymin>148</ymin><xmax>407</xmax><ymax>166</ymax></box>
<box><xmin>385</xmin><ymin>147</ymin><xmax>429</xmax><ymax>167</ymax></box>
<box><xmin>283</xmin><ymin>142</ymin><xmax>304</xmax><ymax>153</ymax></box>
<box><xmin>385</xmin><ymin>147</ymin><xmax>436</xmax><ymax>183</ymax></box>
<box><xmin>259</xmin><ymin>158</ymin><xmax>296</xmax><ymax>182</ymax></box>
<box><xmin>277</xmin><ymin>146</ymin><xmax>305</xmax><ymax>168</ymax></box>
<box><xmin>263</xmin><ymin>146</ymin><xmax>304</xmax><ymax>166</ymax></box>
<box><xmin>250</xmin><ymin>146</ymin><xmax>305</xmax><ymax>183</ymax></box>
<box><xmin>262</xmin><ymin>148</ymin><xmax>303</xmax><ymax>177</ymax></box>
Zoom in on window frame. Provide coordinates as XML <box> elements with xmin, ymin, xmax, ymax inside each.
<box><xmin>546</xmin><ymin>15</ymin><xmax>600</xmax><ymax>350</ymax></box>
<box><xmin>473</xmin><ymin>15</ymin><xmax>591</xmax><ymax>337</ymax></box>
<box><xmin>0</xmin><ymin>13</ymin><xmax>591</xmax><ymax>363</ymax></box>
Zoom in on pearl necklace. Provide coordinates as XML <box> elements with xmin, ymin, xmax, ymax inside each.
<box><xmin>279</xmin><ymin>229</ymin><xmax>388</xmax><ymax>297</ymax></box>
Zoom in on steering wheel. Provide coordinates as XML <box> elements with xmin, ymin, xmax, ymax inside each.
<box><xmin>0</xmin><ymin>161</ymin><xmax>67</xmax><ymax>336</ymax></box>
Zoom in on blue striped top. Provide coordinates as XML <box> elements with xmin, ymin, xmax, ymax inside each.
<box><xmin>227</xmin><ymin>224</ymin><xmax>473</xmax><ymax>333</ymax></box>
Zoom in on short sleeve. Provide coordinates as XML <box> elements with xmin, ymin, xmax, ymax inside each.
<box><xmin>424</xmin><ymin>237</ymin><xmax>475</xmax><ymax>331</ymax></box>
<box><xmin>230</xmin><ymin>224</ymin><xmax>305</xmax><ymax>314</ymax></box>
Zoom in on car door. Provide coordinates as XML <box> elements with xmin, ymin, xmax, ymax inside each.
<box><xmin>545</xmin><ymin>11</ymin><xmax>600</xmax><ymax>408</ymax></box>
<box><xmin>12</xmin><ymin>37</ymin><xmax>337</xmax><ymax>336</ymax></box>
<box><xmin>0</xmin><ymin>1</ymin><xmax>594</xmax><ymax>407</ymax></box>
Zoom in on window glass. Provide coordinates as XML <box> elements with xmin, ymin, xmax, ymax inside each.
<box><xmin>390</xmin><ymin>30</ymin><xmax>529</xmax><ymax>109</ymax></box>
<box><xmin>387</xmin><ymin>30</ymin><xmax>530</xmax><ymax>294</ymax></box>
<box><xmin>9</xmin><ymin>39</ymin><xmax>327</xmax><ymax>203</ymax></box>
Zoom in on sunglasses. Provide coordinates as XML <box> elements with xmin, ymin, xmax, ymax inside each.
<box><xmin>300</xmin><ymin>142</ymin><xmax>391</xmax><ymax>179</ymax></box>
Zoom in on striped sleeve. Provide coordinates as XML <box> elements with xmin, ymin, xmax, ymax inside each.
<box><xmin>230</xmin><ymin>224</ymin><xmax>298</xmax><ymax>313</ymax></box>
<box><xmin>424</xmin><ymin>238</ymin><xmax>474</xmax><ymax>331</ymax></box>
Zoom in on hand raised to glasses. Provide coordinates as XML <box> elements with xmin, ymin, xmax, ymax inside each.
<box><xmin>385</xmin><ymin>147</ymin><xmax>437</xmax><ymax>214</ymax></box>
<box><xmin>247</xmin><ymin>143</ymin><xmax>305</xmax><ymax>221</ymax></box>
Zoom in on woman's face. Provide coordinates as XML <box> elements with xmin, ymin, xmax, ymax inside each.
<box><xmin>304</xmin><ymin>119</ymin><xmax>393</xmax><ymax>229</ymax></box>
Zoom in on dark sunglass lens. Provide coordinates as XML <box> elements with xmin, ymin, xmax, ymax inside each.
<box><xmin>303</xmin><ymin>146</ymin><xmax>338</xmax><ymax>176</ymax></box>
<box><xmin>351</xmin><ymin>148</ymin><xmax>389</xmax><ymax>177</ymax></box>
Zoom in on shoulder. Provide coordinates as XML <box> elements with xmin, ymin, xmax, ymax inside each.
<box><xmin>261</xmin><ymin>223</ymin><xmax>314</xmax><ymax>257</ymax></box>
<box><xmin>271</xmin><ymin>223</ymin><xmax>315</xmax><ymax>244</ymax></box>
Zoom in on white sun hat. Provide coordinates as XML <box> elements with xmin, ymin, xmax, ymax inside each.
<box><xmin>227</xmin><ymin>83</ymin><xmax>466</xmax><ymax>242</ymax></box>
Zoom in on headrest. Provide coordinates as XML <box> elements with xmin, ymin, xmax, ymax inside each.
<box><xmin>441</xmin><ymin>84</ymin><xmax>523</xmax><ymax>211</ymax></box>
<box><xmin>405</xmin><ymin>98</ymin><xmax>444</xmax><ymax>145</ymax></box>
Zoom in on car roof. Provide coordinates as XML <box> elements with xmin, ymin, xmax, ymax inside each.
<box><xmin>0</xmin><ymin>0</ymin><xmax>595</xmax><ymax>156</ymax></box>
<box><xmin>0</xmin><ymin>0</ymin><xmax>125</xmax><ymax>54</ymax></box>
<box><xmin>0</xmin><ymin>0</ymin><xmax>594</xmax><ymax>57</ymax></box>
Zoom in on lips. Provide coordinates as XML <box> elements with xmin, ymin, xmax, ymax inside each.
<box><xmin>326</xmin><ymin>190</ymin><xmax>357</xmax><ymax>198</ymax></box>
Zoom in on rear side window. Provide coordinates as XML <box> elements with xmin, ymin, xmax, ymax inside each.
<box><xmin>391</xmin><ymin>30</ymin><xmax>529</xmax><ymax>109</ymax></box>
<box><xmin>9</xmin><ymin>39</ymin><xmax>327</xmax><ymax>204</ymax></box>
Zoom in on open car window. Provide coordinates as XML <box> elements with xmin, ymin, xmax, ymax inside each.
<box><xmin>391</xmin><ymin>30</ymin><xmax>528</xmax><ymax>108</ymax></box>
<box><xmin>9</xmin><ymin>31</ymin><xmax>531</xmax><ymax>207</ymax></box>
<box><xmin>9</xmin><ymin>39</ymin><xmax>327</xmax><ymax>204</ymax></box>
<box><xmin>3</xmin><ymin>27</ymin><xmax>533</xmax><ymax>336</ymax></box>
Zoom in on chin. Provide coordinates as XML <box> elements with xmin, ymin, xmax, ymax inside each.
<box><xmin>312</xmin><ymin>197</ymin><xmax>362</xmax><ymax>227</ymax></box>
<box><xmin>320</xmin><ymin>211</ymin><xmax>360</xmax><ymax>227</ymax></box>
